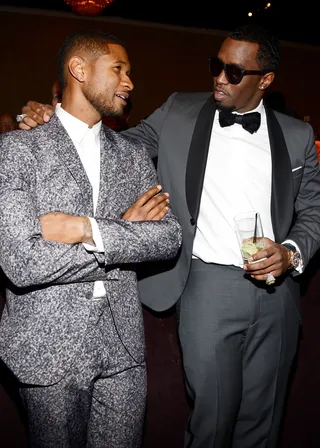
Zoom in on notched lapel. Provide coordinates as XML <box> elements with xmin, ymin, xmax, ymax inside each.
<box><xmin>266</xmin><ymin>107</ymin><xmax>294</xmax><ymax>242</ymax></box>
<box><xmin>51</xmin><ymin>115</ymin><xmax>94</xmax><ymax>215</ymax></box>
<box><xmin>186</xmin><ymin>96</ymin><xmax>216</xmax><ymax>223</ymax></box>
<box><xmin>95</xmin><ymin>128</ymin><xmax>113</xmax><ymax>218</ymax></box>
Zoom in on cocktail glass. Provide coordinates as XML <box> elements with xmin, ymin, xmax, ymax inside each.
<box><xmin>234</xmin><ymin>211</ymin><xmax>265</xmax><ymax>264</ymax></box>
<box><xmin>234</xmin><ymin>211</ymin><xmax>275</xmax><ymax>285</ymax></box>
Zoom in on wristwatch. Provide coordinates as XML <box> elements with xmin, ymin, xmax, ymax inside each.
<box><xmin>282</xmin><ymin>243</ymin><xmax>301</xmax><ymax>269</ymax></box>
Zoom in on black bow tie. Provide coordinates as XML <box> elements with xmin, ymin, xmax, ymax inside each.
<box><xmin>219</xmin><ymin>111</ymin><xmax>261</xmax><ymax>134</ymax></box>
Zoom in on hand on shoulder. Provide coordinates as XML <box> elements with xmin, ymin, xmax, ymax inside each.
<box><xmin>18</xmin><ymin>101</ymin><xmax>54</xmax><ymax>130</ymax></box>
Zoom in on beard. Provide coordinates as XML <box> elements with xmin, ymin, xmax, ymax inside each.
<box><xmin>215</xmin><ymin>102</ymin><xmax>236</xmax><ymax>113</ymax></box>
<box><xmin>83</xmin><ymin>85</ymin><xmax>123</xmax><ymax>118</ymax></box>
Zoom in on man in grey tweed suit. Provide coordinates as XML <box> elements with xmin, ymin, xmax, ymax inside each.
<box><xmin>0</xmin><ymin>30</ymin><xmax>182</xmax><ymax>447</ymax></box>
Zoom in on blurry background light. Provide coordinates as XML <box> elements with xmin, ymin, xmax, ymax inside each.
<box><xmin>64</xmin><ymin>0</ymin><xmax>116</xmax><ymax>16</ymax></box>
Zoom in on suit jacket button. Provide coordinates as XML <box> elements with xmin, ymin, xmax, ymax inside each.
<box><xmin>190</xmin><ymin>218</ymin><xmax>195</xmax><ymax>226</ymax></box>
<box><xmin>85</xmin><ymin>292</ymin><xmax>92</xmax><ymax>300</ymax></box>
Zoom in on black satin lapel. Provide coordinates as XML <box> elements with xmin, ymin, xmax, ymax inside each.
<box><xmin>186</xmin><ymin>96</ymin><xmax>216</xmax><ymax>222</ymax></box>
<box><xmin>52</xmin><ymin>116</ymin><xmax>93</xmax><ymax>215</ymax></box>
<box><xmin>266</xmin><ymin>108</ymin><xmax>294</xmax><ymax>242</ymax></box>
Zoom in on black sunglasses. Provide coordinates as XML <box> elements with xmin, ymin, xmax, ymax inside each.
<box><xmin>208</xmin><ymin>57</ymin><xmax>266</xmax><ymax>85</ymax></box>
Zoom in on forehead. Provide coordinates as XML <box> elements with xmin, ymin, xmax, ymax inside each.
<box><xmin>96</xmin><ymin>43</ymin><xmax>130</xmax><ymax>65</ymax></box>
<box><xmin>218</xmin><ymin>37</ymin><xmax>259</xmax><ymax>67</ymax></box>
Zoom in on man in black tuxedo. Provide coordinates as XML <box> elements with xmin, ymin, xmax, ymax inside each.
<box><xmin>18</xmin><ymin>24</ymin><xmax>320</xmax><ymax>448</ymax></box>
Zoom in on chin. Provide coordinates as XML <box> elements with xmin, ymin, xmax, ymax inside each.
<box><xmin>216</xmin><ymin>103</ymin><xmax>236</xmax><ymax>113</ymax></box>
<box><xmin>102</xmin><ymin>110</ymin><xmax>121</xmax><ymax>118</ymax></box>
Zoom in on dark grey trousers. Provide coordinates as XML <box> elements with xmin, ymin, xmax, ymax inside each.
<box><xmin>179</xmin><ymin>259</ymin><xmax>300</xmax><ymax>448</ymax></box>
<box><xmin>19</xmin><ymin>298</ymin><xmax>147</xmax><ymax>448</ymax></box>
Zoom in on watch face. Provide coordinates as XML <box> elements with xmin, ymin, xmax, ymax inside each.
<box><xmin>292</xmin><ymin>251</ymin><xmax>301</xmax><ymax>268</ymax></box>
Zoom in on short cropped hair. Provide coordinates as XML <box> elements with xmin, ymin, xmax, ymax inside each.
<box><xmin>57</xmin><ymin>29</ymin><xmax>126</xmax><ymax>89</ymax></box>
<box><xmin>228</xmin><ymin>24</ymin><xmax>280</xmax><ymax>73</ymax></box>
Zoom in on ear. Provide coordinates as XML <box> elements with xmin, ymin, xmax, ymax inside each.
<box><xmin>68</xmin><ymin>56</ymin><xmax>86</xmax><ymax>83</ymax></box>
<box><xmin>258</xmin><ymin>72</ymin><xmax>275</xmax><ymax>91</ymax></box>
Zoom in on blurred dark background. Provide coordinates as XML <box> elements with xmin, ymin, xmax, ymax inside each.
<box><xmin>1</xmin><ymin>0</ymin><xmax>319</xmax><ymax>46</ymax></box>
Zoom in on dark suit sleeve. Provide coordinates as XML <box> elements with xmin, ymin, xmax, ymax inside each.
<box><xmin>94</xmin><ymin>142</ymin><xmax>182</xmax><ymax>266</ymax></box>
<box><xmin>286</xmin><ymin>124</ymin><xmax>320</xmax><ymax>267</ymax></box>
<box><xmin>0</xmin><ymin>135</ymin><xmax>108</xmax><ymax>288</ymax></box>
<box><xmin>121</xmin><ymin>93</ymin><xmax>177</xmax><ymax>160</ymax></box>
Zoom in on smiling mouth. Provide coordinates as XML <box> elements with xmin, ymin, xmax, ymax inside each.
<box><xmin>115</xmin><ymin>93</ymin><xmax>128</xmax><ymax>102</ymax></box>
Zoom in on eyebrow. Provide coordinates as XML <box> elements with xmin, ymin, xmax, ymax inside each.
<box><xmin>113</xmin><ymin>59</ymin><xmax>128</xmax><ymax>65</ymax></box>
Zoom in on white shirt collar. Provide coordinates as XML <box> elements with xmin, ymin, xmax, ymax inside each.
<box><xmin>55</xmin><ymin>103</ymin><xmax>102</xmax><ymax>144</ymax></box>
<box><xmin>234</xmin><ymin>99</ymin><xmax>264</xmax><ymax>115</ymax></box>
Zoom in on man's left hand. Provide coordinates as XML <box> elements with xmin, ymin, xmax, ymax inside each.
<box><xmin>243</xmin><ymin>237</ymin><xmax>291</xmax><ymax>281</ymax></box>
<box><xmin>40</xmin><ymin>212</ymin><xmax>93</xmax><ymax>245</ymax></box>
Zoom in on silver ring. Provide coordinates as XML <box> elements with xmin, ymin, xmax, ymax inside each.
<box><xmin>16</xmin><ymin>113</ymin><xmax>27</xmax><ymax>123</ymax></box>
<box><xmin>266</xmin><ymin>273</ymin><xmax>276</xmax><ymax>285</ymax></box>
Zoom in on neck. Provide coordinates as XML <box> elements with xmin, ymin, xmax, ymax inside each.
<box><xmin>61</xmin><ymin>91</ymin><xmax>101</xmax><ymax>128</ymax></box>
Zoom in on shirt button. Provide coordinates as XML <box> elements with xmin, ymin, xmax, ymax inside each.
<box><xmin>85</xmin><ymin>292</ymin><xmax>92</xmax><ymax>300</ymax></box>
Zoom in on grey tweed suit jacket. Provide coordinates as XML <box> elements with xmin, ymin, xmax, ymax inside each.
<box><xmin>0</xmin><ymin>114</ymin><xmax>182</xmax><ymax>385</ymax></box>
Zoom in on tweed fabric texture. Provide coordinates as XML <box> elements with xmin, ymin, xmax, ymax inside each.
<box><xmin>19</xmin><ymin>298</ymin><xmax>146</xmax><ymax>447</ymax></box>
<box><xmin>0</xmin><ymin>114</ymin><xmax>182</xmax><ymax>385</ymax></box>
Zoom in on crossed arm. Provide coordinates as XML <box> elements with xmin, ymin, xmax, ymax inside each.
<box><xmin>0</xmin><ymin>188</ymin><xmax>172</xmax><ymax>289</ymax></box>
<box><xmin>41</xmin><ymin>185</ymin><xmax>170</xmax><ymax>245</ymax></box>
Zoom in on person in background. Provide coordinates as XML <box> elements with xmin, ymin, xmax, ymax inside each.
<box><xmin>0</xmin><ymin>112</ymin><xmax>16</xmax><ymax>133</ymax></box>
<box><xmin>17</xmin><ymin>24</ymin><xmax>320</xmax><ymax>448</ymax></box>
<box><xmin>51</xmin><ymin>79</ymin><xmax>62</xmax><ymax>107</ymax></box>
<box><xmin>1</xmin><ymin>29</ymin><xmax>181</xmax><ymax>448</ymax></box>
<box><xmin>314</xmin><ymin>128</ymin><xmax>320</xmax><ymax>163</ymax></box>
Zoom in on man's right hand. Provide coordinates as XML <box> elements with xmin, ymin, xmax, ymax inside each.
<box><xmin>122</xmin><ymin>185</ymin><xmax>169</xmax><ymax>221</ymax></box>
<box><xmin>18</xmin><ymin>101</ymin><xmax>54</xmax><ymax>130</ymax></box>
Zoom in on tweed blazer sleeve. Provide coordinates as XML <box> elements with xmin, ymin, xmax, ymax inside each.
<box><xmin>94</xmin><ymin>137</ymin><xmax>182</xmax><ymax>266</ymax></box>
<box><xmin>0</xmin><ymin>133</ymin><xmax>107</xmax><ymax>289</ymax></box>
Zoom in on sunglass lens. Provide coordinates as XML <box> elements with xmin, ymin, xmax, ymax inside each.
<box><xmin>209</xmin><ymin>57</ymin><xmax>223</xmax><ymax>77</ymax></box>
<box><xmin>224</xmin><ymin>65</ymin><xmax>243</xmax><ymax>85</ymax></box>
<box><xmin>209</xmin><ymin>58</ymin><xmax>243</xmax><ymax>85</ymax></box>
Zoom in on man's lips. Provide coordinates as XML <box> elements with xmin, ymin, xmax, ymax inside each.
<box><xmin>214</xmin><ymin>88</ymin><xmax>228</xmax><ymax>101</ymax></box>
<box><xmin>115</xmin><ymin>93</ymin><xmax>129</xmax><ymax>105</ymax></box>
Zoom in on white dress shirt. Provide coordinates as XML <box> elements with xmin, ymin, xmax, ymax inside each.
<box><xmin>192</xmin><ymin>100</ymin><xmax>302</xmax><ymax>270</ymax></box>
<box><xmin>55</xmin><ymin>104</ymin><xmax>106</xmax><ymax>297</ymax></box>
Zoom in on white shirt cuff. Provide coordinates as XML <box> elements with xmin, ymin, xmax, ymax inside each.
<box><xmin>282</xmin><ymin>239</ymin><xmax>304</xmax><ymax>273</ymax></box>
<box><xmin>82</xmin><ymin>217</ymin><xmax>104</xmax><ymax>253</ymax></box>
